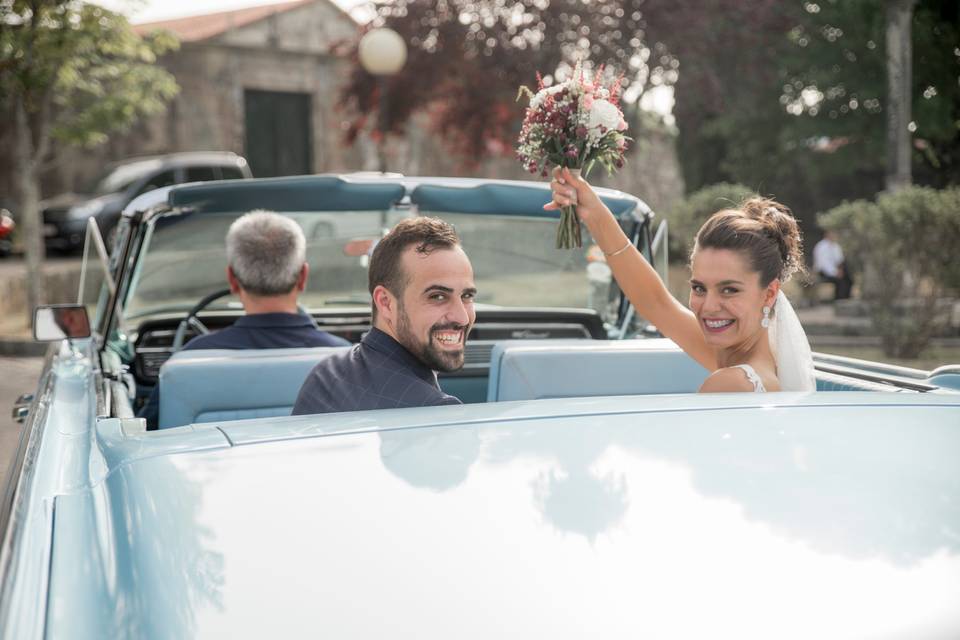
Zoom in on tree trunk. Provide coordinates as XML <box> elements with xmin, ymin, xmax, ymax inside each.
<box><xmin>885</xmin><ymin>0</ymin><xmax>917</xmax><ymax>192</ymax></box>
<box><xmin>13</xmin><ymin>97</ymin><xmax>46</xmax><ymax>325</ymax></box>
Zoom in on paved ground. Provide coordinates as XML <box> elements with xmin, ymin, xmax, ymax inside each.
<box><xmin>0</xmin><ymin>356</ymin><xmax>45</xmax><ymax>486</ymax></box>
<box><xmin>0</xmin><ymin>254</ymin><xmax>80</xmax><ymax>275</ymax></box>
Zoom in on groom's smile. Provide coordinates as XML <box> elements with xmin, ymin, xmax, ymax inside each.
<box><xmin>393</xmin><ymin>246</ymin><xmax>477</xmax><ymax>372</ymax></box>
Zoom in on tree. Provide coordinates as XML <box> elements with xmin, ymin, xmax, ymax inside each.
<box><xmin>771</xmin><ymin>0</ymin><xmax>959</xmax><ymax>196</ymax></box>
<box><xmin>820</xmin><ymin>186</ymin><xmax>960</xmax><ymax>357</ymax></box>
<box><xmin>340</xmin><ymin>0</ymin><xmax>958</xmax><ymax>232</ymax></box>
<box><xmin>0</xmin><ymin>0</ymin><xmax>178</xmax><ymax>320</ymax></box>
<box><xmin>339</xmin><ymin>1</ymin><xmax>682</xmax><ymax>162</ymax></box>
<box><xmin>885</xmin><ymin>0</ymin><xmax>919</xmax><ymax>191</ymax></box>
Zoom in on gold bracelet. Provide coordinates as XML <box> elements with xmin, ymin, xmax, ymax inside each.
<box><xmin>604</xmin><ymin>241</ymin><xmax>632</xmax><ymax>258</ymax></box>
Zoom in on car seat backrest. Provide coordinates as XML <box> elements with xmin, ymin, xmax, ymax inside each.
<box><xmin>157</xmin><ymin>346</ymin><xmax>351</xmax><ymax>429</ymax></box>
<box><xmin>815</xmin><ymin>370</ymin><xmax>910</xmax><ymax>392</ymax></box>
<box><xmin>486</xmin><ymin>339</ymin><xmax>914</xmax><ymax>401</ymax></box>
<box><xmin>487</xmin><ymin>339</ymin><xmax>711</xmax><ymax>402</ymax></box>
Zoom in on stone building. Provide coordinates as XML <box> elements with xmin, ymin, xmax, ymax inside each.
<box><xmin>127</xmin><ymin>0</ymin><xmax>361</xmax><ymax>178</ymax></box>
<box><xmin>14</xmin><ymin>0</ymin><xmax>364</xmax><ymax>197</ymax></box>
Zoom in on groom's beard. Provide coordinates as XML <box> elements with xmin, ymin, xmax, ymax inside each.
<box><xmin>396</xmin><ymin>305</ymin><xmax>468</xmax><ymax>372</ymax></box>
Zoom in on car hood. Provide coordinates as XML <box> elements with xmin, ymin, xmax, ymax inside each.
<box><xmin>39</xmin><ymin>191</ymin><xmax>98</xmax><ymax>212</ymax></box>
<box><xmin>45</xmin><ymin>395</ymin><xmax>960</xmax><ymax>639</ymax></box>
<box><xmin>41</xmin><ymin>192</ymin><xmax>124</xmax><ymax>218</ymax></box>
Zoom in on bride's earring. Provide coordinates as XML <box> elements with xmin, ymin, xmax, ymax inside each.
<box><xmin>761</xmin><ymin>306</ymin><xmax>771</xmax><ymax>328</ymax></box>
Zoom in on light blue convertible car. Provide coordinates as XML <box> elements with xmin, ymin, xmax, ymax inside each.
<box><xmin>3</xmin><ymin>174</ymin><xmax>959</xmax><ymax>638</ymax></box>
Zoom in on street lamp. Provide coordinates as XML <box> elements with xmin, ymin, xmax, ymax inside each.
<box><xmin>358</xmin><ymin>28</ymin><xmax>407</xmax><ymax>173</ymax></box>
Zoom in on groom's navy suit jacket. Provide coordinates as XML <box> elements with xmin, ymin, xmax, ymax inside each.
<box><xmin>292</xmin><ymin>327</ymin><xmax>461</xmax><ymax>415</ymax></box>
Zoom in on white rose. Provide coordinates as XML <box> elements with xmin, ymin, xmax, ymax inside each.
<box><xmin>530</xmin><ymin>83</ymin><xmax>567</xmax><ymax>109</ymax></box>
<box><xmin>588</xmin><ymin>99</ymin><xmax>623</xmax><ymax>133</ymax></box>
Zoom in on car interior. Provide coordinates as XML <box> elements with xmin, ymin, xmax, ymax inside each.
<box><xmin>88</xmin><ymin>175</ymin><xmax>944</xmax><ymax>432</ymax></box>
<box><xmin>147</xmin><ymin>334</ymin><xmax>917</xmax><ymax>430</ymax></box>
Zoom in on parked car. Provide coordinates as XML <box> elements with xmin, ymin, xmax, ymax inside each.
<box><xmin>40</xmin><ymin>151</ymin><xmax>252</xmax><ymax>251</ymax></box>
<box><xmin>3</xmin><ymin>174</ymin><xmax>959</xmax><ymax>639</ymax></box>
<box><xmin>0</xmin><ymin>209</ymin><xmax>13</xmax><ymax>257</ymax></box>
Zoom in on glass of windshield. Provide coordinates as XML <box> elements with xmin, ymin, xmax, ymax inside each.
<box><xmin>122</xmin><ymin>207</ymin><xmax>628</xmax><ymax>329</ymax></box>
<box><xmin>84</xmin><ymin>159</ymin><xmax>163</xmax><ymax>195</ymax></box>
<box><xmin>427</xmin><ymin>211</ymin><xmax>623</xmax><ymax>325</ymax></box>
<box><xmin>122</xmin><ymin>209</ymin><xmax>409</xmax><ymax>322</ymax></box>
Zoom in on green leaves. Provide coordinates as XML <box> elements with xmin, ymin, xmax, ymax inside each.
<box><xmin>666</xmin><ymin>182</ymin><xmax>756</xmax><ymax>260</ymax></box>
<box><xmin>819</xmin><ymin>185</ymin><xmax>960</xmax><ymax>357</ymax></box>
<box><xmin>1</xmin><ymin>0</ymin><xmax>180</xmax><ymax>150</ymax></box>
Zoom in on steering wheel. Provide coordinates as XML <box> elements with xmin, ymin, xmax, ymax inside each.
<box><xmin>170</xmin><ymin>287</ymin><xmax>325</xmax><ymax>352</ymax></box>
<box><xmin>171</xmin><ymin>288</ymin><xmax>232</xmax><ymax>352</ymax></box>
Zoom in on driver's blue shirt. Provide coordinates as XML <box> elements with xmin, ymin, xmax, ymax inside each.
<box><xmin>138</xmin><ymin>312</ymin><xmax>348</xmax><ymax>429</ymax></box>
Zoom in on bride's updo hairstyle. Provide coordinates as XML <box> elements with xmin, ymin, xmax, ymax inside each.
<box><xmin>692</xmin><ymin>196</ymin><xmax>805</xmax><ymax>287</ymax></box>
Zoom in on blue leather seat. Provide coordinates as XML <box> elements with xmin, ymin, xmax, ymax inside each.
<box><xmin>157</xmin><ymin>347</ymin><xmax>350</xmax><ymax>429</ymax></box>
<box><xmin>815</xmin><ymin>371</ymin><xmax>909</xmax><ymax>392</ymax></box>
<box><xmin>487</xmin><ymin>339</ymin><xmax>711</xmax><ymax>402</ymax></box>
<box><xmin>486</xmin><ymin>339</ymin><xmax>912</xmax><ymax>401</ymax></box>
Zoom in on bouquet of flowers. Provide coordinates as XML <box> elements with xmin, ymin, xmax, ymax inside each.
<box><xmin>517</xmin><ymin>62</ymin><xmax>630</xmax><ymax>249</ymax></box>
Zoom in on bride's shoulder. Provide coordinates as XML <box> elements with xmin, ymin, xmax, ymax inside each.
<box><xmin>698</xmin><ymin>366</ymin><xmax>759</xmax><ymax>393</ymax></box>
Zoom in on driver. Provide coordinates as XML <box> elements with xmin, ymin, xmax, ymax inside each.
<box><xmin>138</xmin><ymin>209</ymin><xmax>348</xmax><ymax>429</ymax></box>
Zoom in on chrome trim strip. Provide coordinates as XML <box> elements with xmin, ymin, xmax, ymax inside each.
<box><xmin>109</xmin><ymin>381</ymin><xmax>135</xmax><ymax>420</ymax></box>
<box><xmin>0</xmin><ymin>356</ymin><xmax>54</xmax><ymax>632</ymax></box>
<box><xmin>814</xmin><ymin>362</ymin><xmax>939</xmax><ymax>392</ymax></box>
<box><xmin>813</xmin><ymin>351</ymin><xmax>930</xmax><ymax>379</ymax></box>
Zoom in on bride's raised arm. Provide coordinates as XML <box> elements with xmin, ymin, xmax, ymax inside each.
<box><xmin>545</xmin><ymin>167</ymin><xmax>718</xmax><ymax>371</ymax></box>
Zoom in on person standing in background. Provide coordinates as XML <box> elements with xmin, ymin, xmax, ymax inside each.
<box><xmin>812</xmin><ymin>229</ymin><xmax>852</xmax><ymax>301</ymax></box>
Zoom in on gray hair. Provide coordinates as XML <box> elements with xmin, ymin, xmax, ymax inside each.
<box><xmin>225</xmin><ymin>210</ymin><xmax>306</xmax><ymax>296</ymax></box>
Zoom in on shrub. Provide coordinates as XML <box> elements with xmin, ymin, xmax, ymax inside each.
<box><xmin>819</xmin><ymin>186</ymin><xmax>960</xmax><ymax>358</ymax></box>
<box><xmin>665</xmin><ymin>183</ymin><xmax>755</xmax><ymax>262</ymax></box>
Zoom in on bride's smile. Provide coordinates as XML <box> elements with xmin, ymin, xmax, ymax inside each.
<box><xmin>689</xmin><ymin>247</ymin><xmax>777</xmax><ymax>351</ymax></box>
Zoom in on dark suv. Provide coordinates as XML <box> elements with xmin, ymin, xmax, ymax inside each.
<box><xmin>41</xmin><ymin>151</ymin><xmax>252</xmax><ymax>251</ymax></box>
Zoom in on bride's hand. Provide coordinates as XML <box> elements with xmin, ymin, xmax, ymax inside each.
<box><xmin>543</xmin><ymin>167</ymin><xmax>609</xmax><ymax>226</ymax></box>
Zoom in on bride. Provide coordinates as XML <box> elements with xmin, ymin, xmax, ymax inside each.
<box><xmin>546</xmin><ymin>168</ymin><xmax>815</xmax><ymax>393</ymax></box>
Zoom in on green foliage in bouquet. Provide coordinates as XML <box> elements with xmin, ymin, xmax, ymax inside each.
<box><xmin>516</xmin><ymin>64</ymin><xmax>631</xmax><ymax>249</ymax></box>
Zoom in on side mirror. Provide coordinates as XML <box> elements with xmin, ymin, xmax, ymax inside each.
<box><xmin>34</xmin><ymin>305</ymin><xmax>92</xmax><ymax>341</ymax></box>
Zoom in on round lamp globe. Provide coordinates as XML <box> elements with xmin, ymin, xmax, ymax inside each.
<box><xmin>358</xmin><ymin>28</ymin><xmax>407</xmax><ymax>76</ymax></box>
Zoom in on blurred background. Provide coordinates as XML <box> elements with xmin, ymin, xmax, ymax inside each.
<box><xmin>1</xmin><ymin>0</ymin><xmax>958</xmax><ymax>368</ymax></box>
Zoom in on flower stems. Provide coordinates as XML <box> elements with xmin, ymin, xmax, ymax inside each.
<box><xmin>556</xmin><ymin>204</ymin><xmax>583</xmax><ymax>249</ymax></box>
<box><xmin>556</xmin><ymin>166</ymin><xmax>583</xmax><ymax>249</ymax></box>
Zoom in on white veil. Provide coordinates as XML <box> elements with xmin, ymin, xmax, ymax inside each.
<box><xmin>768</xmin><ymin>290</ymin><xmax>816</xmax><ymax>391</ymax></box>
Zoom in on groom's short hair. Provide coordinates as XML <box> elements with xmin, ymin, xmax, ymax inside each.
<box><xmin>368</xmin><ymin>217</ymin><xmax>461</xmax><ymax>319</ymax></box>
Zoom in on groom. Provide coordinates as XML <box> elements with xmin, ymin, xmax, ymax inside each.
<box><xmin>292</xmin><ymin>217</ymin><xmax>477</xmax><ymax>414</ymax></box>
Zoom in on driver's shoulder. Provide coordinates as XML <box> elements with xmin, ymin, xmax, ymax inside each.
<box><xmin>182</xmin><ymin>329</ymin><xmax>237</xmax><ymax>350</ymax></box>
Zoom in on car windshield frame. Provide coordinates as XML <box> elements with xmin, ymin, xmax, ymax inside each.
<box><xmin>97</xmin><ymin>175</ymin><xmax>654</xmax><ymax>341</ymax></box>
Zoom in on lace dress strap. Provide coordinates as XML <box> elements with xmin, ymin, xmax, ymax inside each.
<box><xmin>732</xmin><ymin>364</ymin><xmax>767</xmax><ymax>392</ymax></box>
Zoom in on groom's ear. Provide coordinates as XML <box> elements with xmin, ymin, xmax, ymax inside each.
<box><xmin>372</xmin><ymin>285</ymin><xmax>397</xmax><ymax>326</ymax></box>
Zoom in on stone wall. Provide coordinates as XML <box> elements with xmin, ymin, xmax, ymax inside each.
<box><xmin>45</xmin><ymin>41</ymin><xmax>366</xmax><ymax>195</ymax></box>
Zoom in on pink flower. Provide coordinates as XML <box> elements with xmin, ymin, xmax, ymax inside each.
<box><xmin>583</xmin><ymin>94</ymin><xmax>594</xmax><ymax>110</ymax></box>
<box><xmin>617</xmin><ymin>119</ymin><xmax>628</xmax><ymax>131</ymax></box>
